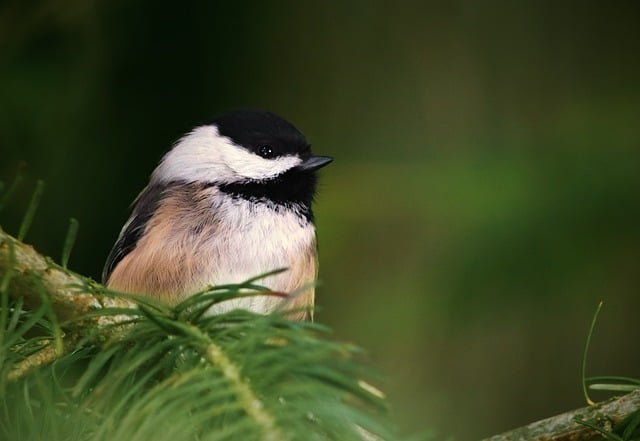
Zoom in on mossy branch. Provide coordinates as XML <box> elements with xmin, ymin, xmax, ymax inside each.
<box><xmin>482</xmin><ymin>388</ymin><xmax>640</xmax><ymax>441</ymax></box>
<box><xmin>0</xmin><ymin>226</ymin><xmax>134</xmax><ymax>325</ymax></box>
<box><xmin>0</xmin><ymin>226</ymin><xmax>137</xmax><ymax>380</ymax></box>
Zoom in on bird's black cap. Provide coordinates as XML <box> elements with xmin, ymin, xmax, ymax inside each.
<box><xmin>211</xmin><ymin>109</ymin><xmax>332</xmax><ymax>220</ymax></box>
<box><xmin>210</xmin><ymin>109</ymin><xmax>313</xmax><ymax>159</ymax></box>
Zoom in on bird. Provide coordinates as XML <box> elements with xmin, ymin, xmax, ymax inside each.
<box><xmin>102</xmin><ymin>109</ymin><xmax>332</xmax><ymax>320</ymax></box>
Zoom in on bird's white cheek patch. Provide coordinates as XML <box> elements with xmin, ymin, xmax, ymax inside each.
<box><xmin>152</xmin><ymin>125</ymin><xmax>303</xmax><ymax>184</ymax></box>
<box><xmin>220</xmin><ymin>147</ymin><xmax>302</xmax><ymax>180</ymax></box>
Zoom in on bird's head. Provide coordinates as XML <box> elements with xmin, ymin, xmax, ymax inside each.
<box><xmin>151</xmin><ymin>109</ymin><xmax>332</xmax><ymax>186</ymax></box>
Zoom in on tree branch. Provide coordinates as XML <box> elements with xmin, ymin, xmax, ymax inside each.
<box><xmin>0</xmin><ymin>226</ymin><xmax>134</xmax><ymax>325</ymax></box>
<box><xmin>482</xmin><ymin>388</ymin><xmax>640</xmax><ymax>441</ymax></box>
<box><xmin>0</xmin><ymin>226</ymin><xmax>135</xmax><ymax>379</ymax></box>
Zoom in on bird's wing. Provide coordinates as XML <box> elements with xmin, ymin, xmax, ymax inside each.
<box><xmin>102</xmin><ymin>185</ymin><xmax>165</xmax><ymax>284</ymax></box>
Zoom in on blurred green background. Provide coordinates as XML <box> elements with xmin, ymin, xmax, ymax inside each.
<box><xmin>1</xmin><ymin>1</ymin><xmax>639</xmax><ymax>439</ymax></box>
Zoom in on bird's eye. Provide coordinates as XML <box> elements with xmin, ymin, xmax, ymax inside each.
<box><xmin>257</xmin><ymin>145</ymin><xmax>275</xmax><ymax>158</ymax></box>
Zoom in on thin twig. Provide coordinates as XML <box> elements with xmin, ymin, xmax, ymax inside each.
<box><xmin>7</xmin><ymin>333</ymin><xmax>81</xmax><ymax>381</ymax></box>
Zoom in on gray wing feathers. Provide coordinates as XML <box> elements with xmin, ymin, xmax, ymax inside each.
<box><xmin>102</xmin><ymin>185</ymin><xmax>165</xmax><ymax>283</ymax></box>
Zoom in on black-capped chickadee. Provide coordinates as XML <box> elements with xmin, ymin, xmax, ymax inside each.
<box><xmin>102</xmin><ymin>109</ymin><xmax>332</xmax><ymax>320</ymax></box>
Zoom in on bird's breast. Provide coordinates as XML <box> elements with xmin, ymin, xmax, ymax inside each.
<box><xmin>197</xmin><ymin>197</ymin><xmax>317</xmax><ymax>316</ymax></box>
<box><xmin>107</xmin><ymin>190</ymin><xmax>317</xmax><ymax>317</ymax></box>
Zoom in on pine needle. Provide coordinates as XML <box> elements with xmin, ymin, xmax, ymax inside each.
<box><xmin>61</xmin><ymin>217</ymin><xmax>79</xmax><ymax>269</ymax></box>
<box><xmin>17</xmin><ymin>180</ymin><xmax>44</xmax><ymax>242</ymax></box>
<box><xmin>0</xmin><ymin>163</ymin><xmax>25</xmax><ymax>212</ymax></box>
<box><xmin>582</xmin><ymin>300</ymin><xmax>603</xmax><ymax>406</ymax></box>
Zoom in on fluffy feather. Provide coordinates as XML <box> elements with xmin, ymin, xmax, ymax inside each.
<box><xmin>104</xmin><ymin>110</ymin><xmax>328</xmax><ymax>321</ymax></box>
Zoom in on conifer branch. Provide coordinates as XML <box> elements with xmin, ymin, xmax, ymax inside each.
<box><xmin>0</xmin><ymin>226</ymin><xmax>134</xmax><ymax>380</ymax></box>
<box><xmin>6</xmin><ymin>332</ymin><xmax>81</xmax><ymax>381</ymax></box>
<box><xmin>0</xmin><ymin>226</ymin><xmax>134</xmax><ymax>325</ymax></box>
<box><xmin>0</xmin><ymin>226</ymin><xmax>396</xmax><ymax>440</ymax></box>
<box><xmin>482</xmin><ymin>388</ymin><xmax>640</xmax><ymax>441</ymax></box>
<box><xmin>204</xmin><ymin>341</ymin><xmax>284</xmax><ymax>441</ymax></box>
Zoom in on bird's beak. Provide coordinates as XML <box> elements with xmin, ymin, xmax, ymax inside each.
<box><xmin>298</xmin><ymin>155</ymin><xmax>333</xmax><ymax>171</ymax></box>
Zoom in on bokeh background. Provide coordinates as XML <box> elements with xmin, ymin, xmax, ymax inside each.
<box><xmin>1</xmin><ymin>1</ymin><xmax>639</xmax><ymax>439</ymax></box>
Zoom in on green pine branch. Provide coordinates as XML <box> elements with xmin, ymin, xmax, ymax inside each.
<box><xmin>0</xmin><ymin>227</ymin><xmax>397</xmax><ymax>441</ymax></box>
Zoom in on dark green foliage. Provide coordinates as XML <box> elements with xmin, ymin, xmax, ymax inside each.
<box><xmin>0</xmin><ymin>284</ymin><xmax>397</xmax><ymax>441</ymax></box>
